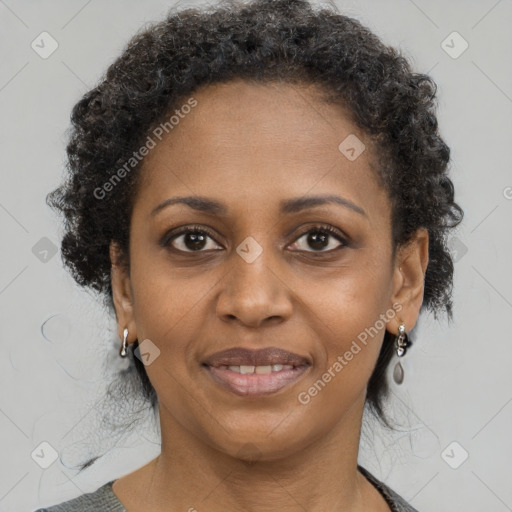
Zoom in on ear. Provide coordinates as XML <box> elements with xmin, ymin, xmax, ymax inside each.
<box><xmin>387</xmin><ymin>228</ymin><xmax>429</xmax><ymax>335</ymax></box>
<box><xmin>110</xmin><ymin>242</ymin><xmax>137</xmax><ymax>346</ymax></box>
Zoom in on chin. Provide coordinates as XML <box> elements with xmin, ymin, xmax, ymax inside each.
<box><xmin>210</xmin><ymin>427</ymin><xmax>316</xmax><ymax>463</ymax></box>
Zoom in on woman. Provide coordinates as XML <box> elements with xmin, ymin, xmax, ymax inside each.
<box><xmin>35</xmin><ymin>0</ymin><xmax>463</xmax><ymax>510</ymax></box>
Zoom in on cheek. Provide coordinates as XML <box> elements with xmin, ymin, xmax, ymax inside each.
<box><xmin>128</xmin><ymin>245</ymin><xmax>217</xmax><ymax>338</ymax></box>
<box><xmin>302</xmin><ymin>263</ymin><xmax>391</xmax><ymax>399</ymax></box>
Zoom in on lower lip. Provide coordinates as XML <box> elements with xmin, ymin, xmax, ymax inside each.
<box><xmin>204</xmin><ymin>365</ymin><xmax>310</xmax><ymax>397</ymax></box>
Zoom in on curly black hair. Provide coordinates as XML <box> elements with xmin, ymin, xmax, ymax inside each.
<box><xmin>47</xmin><ymin>0</ymin><xmax>463</xmax><ymax>458</ymax></box>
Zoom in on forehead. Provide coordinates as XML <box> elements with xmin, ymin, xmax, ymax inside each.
<box><xmin>134</xmin><ymin>79</ymin><xmax>388</xmax><ymax>219</ymax></box>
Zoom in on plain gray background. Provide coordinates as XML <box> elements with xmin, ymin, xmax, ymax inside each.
<box><xmin>1</xmin><ymin>0</ymin><xmax>511</xmax><ymax>510</ymax></box>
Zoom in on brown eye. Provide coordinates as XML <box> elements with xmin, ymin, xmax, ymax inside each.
<box><xmin>289</xmin><ymin>225</ymin><xmax>347</xmax><ymax>253</ymax></box>
<box><xmin>162</xmin><ymin>226</ymin><xmax>223</xmax><ymax>253</ymax></box>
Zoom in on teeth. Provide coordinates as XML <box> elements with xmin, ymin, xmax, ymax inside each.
<box><xmin>255</xmin><ymin>365</ymin><xmax>272</xmax><ymax>374</ymax></box>
<box><xmin>224</xmin><ymin>364</ymin><xmax>295</xmax><ymax>374</ymax></box>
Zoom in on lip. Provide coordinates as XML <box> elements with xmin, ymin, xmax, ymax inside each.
<box><xmin>203</xmin><ymin>346</ymin><xmax>311</xmax><ymax>368</ymax></box>
<box><xmin>202</xmin><ymin>346</ymin><xmax>311</xmax><ymax>397</ymax></box>
<box><xmin>204</xmin><ymin>365</ymin><xmax>311</xmax><ymax>397</ymax></box>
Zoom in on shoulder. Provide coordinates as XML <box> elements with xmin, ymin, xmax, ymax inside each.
<box><xmin>33</xmin><ymin>481</ymin><xmax>126</xmax><ymax>512</ymax></box>
<box><xmin>358</xmin><ymin>465</ymin><xmax>420</xmax><ymax>512</ymax></box>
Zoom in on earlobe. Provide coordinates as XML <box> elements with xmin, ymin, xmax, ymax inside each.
<box><xmin>388</xmin><ymin>228</ymin><xmax>429</xmax><ymax>333</ymax></box>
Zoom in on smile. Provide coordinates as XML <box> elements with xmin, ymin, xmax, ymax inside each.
<box><xmin>203</xmin><ymin>364</ymin><xmax>311</xmax><ymax>397</ymax></box>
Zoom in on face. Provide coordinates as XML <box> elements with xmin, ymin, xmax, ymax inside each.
<box><xmin>111</xmin><ymin>79</ymin><xmax>428</xmax><ymax>461</ymax></box>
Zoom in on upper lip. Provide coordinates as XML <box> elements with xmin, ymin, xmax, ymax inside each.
<box><xmin>203</xmin><ymin>346</ymin><xmax>311</xmax><ymax>368</ymax></box>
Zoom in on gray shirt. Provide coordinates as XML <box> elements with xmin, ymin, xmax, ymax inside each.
<box><xmin>34</xmin><ymin>465</ymin><xmax>419</xmax><ymax>511</ymax></box>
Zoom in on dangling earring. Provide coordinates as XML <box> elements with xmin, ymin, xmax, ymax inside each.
<box><xmin>119</xmin><ymin>328</ymin><xmax>129</xmax><ymax>357</ymax></box>
<box><xmin>392</xmin><ymin>322</ymin><xmax>410</xmax><ymax>385</ymax></box>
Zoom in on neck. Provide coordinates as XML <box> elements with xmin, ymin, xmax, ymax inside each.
<box><xmin>134</xmin><ymin>393</ymin><xmax>373</xmax><ymax>512</ymax></box>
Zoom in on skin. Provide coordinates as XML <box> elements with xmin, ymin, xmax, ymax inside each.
<box><xmin>109</xmin><ymin>78</ymin><xmax>428</xmax><ymax>512</ymax></box>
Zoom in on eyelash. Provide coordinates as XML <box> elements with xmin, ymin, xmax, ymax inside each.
<box><xmin>160</xmin><ymin>223</ymin><xmax>349</xmax><ymax>254</ymax></box>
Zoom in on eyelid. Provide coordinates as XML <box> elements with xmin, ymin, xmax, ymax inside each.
<box><xmin>159</xmin><ymin>224</ymin><xmax>221</xmax><ymax>248</ymax></box>
<box><xmin>160</xmin><ymin>223</ymin><xmax>349</xmax><ymax>252</ymax></box>
<box><xmin>293</xmin><ymin>223</ymin><xmax>348</xmax><ymax>244</ymax></box>
<box><xmin>290</xmin><ymin>223</ymin><xmax>349</xmax><ymax>252</ymax></box>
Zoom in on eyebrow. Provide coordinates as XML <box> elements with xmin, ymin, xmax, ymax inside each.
<box><xmin>150</xmin><ymin>194</ymin><xmax>367</xmax><ymax>217</ymax></box>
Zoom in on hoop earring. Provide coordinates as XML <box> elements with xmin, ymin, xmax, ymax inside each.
<box><xmin>120</xmin><ymin>328</ymin><xmax>129</xmax><ymax>358</ymax></box>
<box><xmin>392</xmin><ymin>322</ymin><xmax>410</xmax><ymax>385</ymax></box>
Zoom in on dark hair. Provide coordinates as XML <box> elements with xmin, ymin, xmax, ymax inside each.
<box><xmin>47</xmin><ymin>0</ymin><xmax>463</xmax><ymax>470</ymax></box>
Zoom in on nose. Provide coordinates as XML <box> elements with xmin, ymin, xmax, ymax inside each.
<box><xmin>215</xmin><ymin>246</ymin><xmax>293</xmax><ymax>328</ymax></box>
